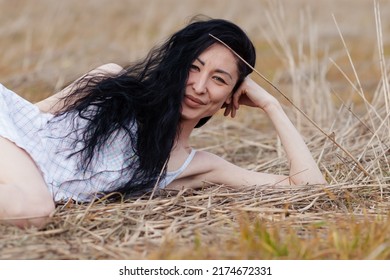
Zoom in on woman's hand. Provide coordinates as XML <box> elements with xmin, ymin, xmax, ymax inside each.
<box><xmin>223</xmin><ymin>77</ymin><xmax>278</xmax><ymax>118</ymax></box>
<box><xmin>221</xmin><ymin>77</ymin><xmax>326</xmax><ymax>186</ymax></box>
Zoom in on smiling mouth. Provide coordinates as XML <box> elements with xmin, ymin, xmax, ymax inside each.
<box><xmin>185</xmin><ymin>95</ymin><xmax>206</xmax><ymax>105</ymax></box>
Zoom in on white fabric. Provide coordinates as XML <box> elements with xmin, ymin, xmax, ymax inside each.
<box><xmin>0</xmin><ymin>84</ymin><xmax>195</xmax><ymax>202</ymax></box>
<box><xmin>160</xmin><ymin>149</ymin><xmax>196</xmax><ymax>187</ymax></box>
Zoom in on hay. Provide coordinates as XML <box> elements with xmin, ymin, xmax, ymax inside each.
<box><xmin>1</xmin><ymin>182</ymin><xmax>388</xmax><ymax>259</ymax></box>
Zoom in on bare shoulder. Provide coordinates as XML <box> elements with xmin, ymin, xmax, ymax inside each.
<box><xmin>181</xmin><ymin>150</ymin><xmax>228</xmax><ymax>176</ymax></box>
<box><xmin>166</xmin><ymin>150</ymin><xmax>244</xmax><ymax>189</ymax></box>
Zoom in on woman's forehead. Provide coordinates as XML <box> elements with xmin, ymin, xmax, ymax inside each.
<box><xmin>197</xmin><ymin>44</ymin><xmax>239</xmax><ymax>77</ymax></box>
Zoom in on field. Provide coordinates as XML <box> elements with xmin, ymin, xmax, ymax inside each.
<box><xmin>1</xmin><ymin>0</ymin><xmax>390</xmax><ymax>259</ymax></box>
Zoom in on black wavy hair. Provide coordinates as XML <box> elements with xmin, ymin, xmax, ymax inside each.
<box><xmin>55</xmin><ymin>16</ymin><xmax>256</xmax><ymax>197</ymax></box>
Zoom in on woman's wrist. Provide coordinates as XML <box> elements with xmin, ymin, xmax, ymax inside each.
<box><xmin>260</xmin><ymin>98</ymin><xmax>282</xmax><ymax>114</ymax></box>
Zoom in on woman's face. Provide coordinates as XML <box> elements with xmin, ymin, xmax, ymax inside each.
<box><xmin>181</xmin><ymin>43</ymin><xmax>239</xmax><ymax>122</ymax></box>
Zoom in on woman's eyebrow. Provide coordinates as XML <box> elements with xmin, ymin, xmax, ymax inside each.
<box><xmin>196</xmin><ymin>58</ymin><xmax>233</xmax><ymax>81</ymax></box>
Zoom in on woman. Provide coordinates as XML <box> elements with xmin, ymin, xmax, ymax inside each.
<box><xmin>0</xmin><ymin>18</ymin><xmax>326</xmax><ymax>228</ymax></box>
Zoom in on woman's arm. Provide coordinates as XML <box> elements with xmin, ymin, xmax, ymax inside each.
<box><xmin>224</xmin><ymin>77</ymin><xmax>326</xmax><ymax>185</ymax></box>
<box><xmin>168</xmin><ymin>77</ymin><xmax>326</xmax><ymax>190</ymax></box>
<box><xmin>35</xmin><ymin>63</ymin><xmax>124</xmax><ymax>114</ymax></box>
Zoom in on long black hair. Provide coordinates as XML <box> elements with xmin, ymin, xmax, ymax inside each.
<box><xmin>56</xmin><ymin>16</ymin><xmax>256</xmax><ymax>197</ymax></box>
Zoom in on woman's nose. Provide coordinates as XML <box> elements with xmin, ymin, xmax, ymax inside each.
<box><xmin>192</xmin><ymin>74</ymin><xmax>208</xmax><ymax>94</ymax></box>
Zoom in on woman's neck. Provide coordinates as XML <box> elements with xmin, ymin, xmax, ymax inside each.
<box><xmin>174</xmin><ymin>118</ymin><xmax>198</xmax><ymax>151</ymax></box>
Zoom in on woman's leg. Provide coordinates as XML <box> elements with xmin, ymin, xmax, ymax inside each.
<box><xmin>0</xmin><ymin>137</ymin><xmax>55</xmax><ymax>228</ymax></box>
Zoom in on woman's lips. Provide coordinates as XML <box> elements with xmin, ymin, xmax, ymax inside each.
<box><xmin>185</xmin><ymin>95</ymin><xmax>206</xmax><ymax>106</ymax></box>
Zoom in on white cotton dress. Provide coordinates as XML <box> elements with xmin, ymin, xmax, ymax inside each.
<box><xmin>0</xmin><ymin>83</ymin><xmax>196</xmax><ymax>202</ymax></box>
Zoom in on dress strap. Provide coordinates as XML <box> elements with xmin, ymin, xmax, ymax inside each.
<box><xmin>158</xmin><ymin>149</ymin><xmax>197</xmax><ymax>188</ymax></box>
<box><xmin>170</xmin><ymin>149</ymin><xmax>196</xmax><ymax>175</ymax></box>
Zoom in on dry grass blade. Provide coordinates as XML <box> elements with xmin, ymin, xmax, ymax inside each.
<box><xmin>2</xmin><ymin>183</ymin><xmax>389</xmax><ymax>259</ymax></box>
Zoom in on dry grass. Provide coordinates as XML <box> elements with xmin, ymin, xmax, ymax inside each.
<box><xmin>2</xmin><ymin>184</ymin><xmax>390</xmax><ymax>260</ymax></box>
<box><xmin>1</xmin><ymin>0</ymin><xmax>390</xmax><ymax>259</ymax></box>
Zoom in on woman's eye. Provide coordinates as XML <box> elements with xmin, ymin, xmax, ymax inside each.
<box><xmin>190</xmin><ymin>64</ymin><xmax>200</xmax><ymax>71</ymax></box>
<box><xmin>213</xmin><ymin>76</ymin><xmax>227</xmax><ymax>84</ymax></box>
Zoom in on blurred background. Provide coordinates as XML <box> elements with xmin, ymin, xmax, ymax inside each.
<box><xmin>1</xmin><ymin>0</ymin><xmax>389</xmax><ymax>103</ymax></box>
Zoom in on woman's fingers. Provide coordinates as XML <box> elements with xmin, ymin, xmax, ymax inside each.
<box><xmin>223</xmin><ymin>103</ymin><xmax>231</xmax><ymax>116</ymax></box>
<box><xmin>233</xmin><ymin>88</ymin><xmax>242</xmax><ymax>110</ymax></box>
<box><xmin>233</xmin><ymin>105</ymin><xmax>237</xmax><ymax>118</ymax></box>
<box><xmin>228</xmin><ymin>102</ymin><xmax>236</xmax><ymax>118</ymax></box>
